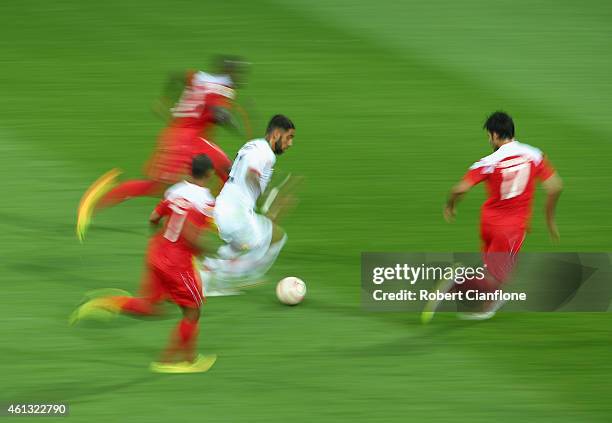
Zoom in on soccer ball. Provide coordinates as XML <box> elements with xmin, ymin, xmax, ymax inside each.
<box><xmin>276</xmin><ymin>277</ymin><xmax>306</xmax><ymax>305</ymax></box>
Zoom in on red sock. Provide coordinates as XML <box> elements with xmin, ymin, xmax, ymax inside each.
<box><xmin>97</xmin><ymin>180</ymin><xmax>165</xmax><ymax>210</ymax></box>
<box><xmin>116</xmin><ymin>297</ymin><xmax>155</xmax><ymax>315</ymax></box>
<box><xmin>163</xmin><ymin>318</ymin><xmax>199</xmax><ymax>362</ymax></box>
<box><xmin>178</xmin><ymin>318</ymin><xmax>199</xmax><ymax>350</ymax></box>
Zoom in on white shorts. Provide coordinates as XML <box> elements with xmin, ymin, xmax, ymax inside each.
<box><xmin>213</xmin><ymin>201</ymin><xmax>272</xmax><ymax>251</ymax></box>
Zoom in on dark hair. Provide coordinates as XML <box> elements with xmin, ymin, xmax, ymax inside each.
<box><xmin>191</xmin><ymin>154</ymin><xmax>213</xmax><ymax>179</ymax></box>
<box><xmin>266</xmin><ymin>114</ymin><xmax>295</xmax><ymax>134</ymax></box>
<box><xmin>483</xmin><ymin>111</ymin><xmax>515</xmax><ymax>139</ymax></box>
<box><xmin>214</xmin><ymin>55</ymin><xmax>249</xmax><ymax>74</ymax></box>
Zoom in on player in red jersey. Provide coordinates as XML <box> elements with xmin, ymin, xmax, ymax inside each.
<box><xmin>423</xmin><ymin>112</ymin><xmax>563</xmax><ymax>323</ymax></box>
<box><xmin>444</xmin><ymin>111</ymin><xmax>562</xmax><ymax>252</ymax></box>
<box><xmin>71</xmin><ymin>155</ymin><xmax>219</xmax><ymax>373</ymax></box>
<box><xmin>76</xmin><ymin>56</ymin><xmax>250</xmax><ymax>241</ymax></box>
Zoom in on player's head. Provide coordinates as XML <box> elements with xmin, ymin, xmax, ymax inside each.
<box><xmin>214</xmin><ymin>55</ymin><xmax>250</xmax><ymax>87</ymax></box>
<box><xmin>484</xmin><ymin>111</ymin><xmax>515</xmax><ymax>150</ymax></box>
<box><xmin>191</xmin><ymin>154</ymin><xmax>215</xmax><ymax>184</ymax></box>
<box><xmin>266</xmin><ymin>114</ymin><xmax>295</xmax><ymax>155</ymax></box>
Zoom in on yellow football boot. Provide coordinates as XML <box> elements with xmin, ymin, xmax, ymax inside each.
<box><xmin>69</xmin><ymin>296</ymin><xmax>124</xmax><ymax>326</ymax></box>
<box><xmin>150</xmin><ymin>354</ymin><xmax>217</xmax><ymax>374</ymax></box>
<box><xmin>76</xmin><ymin>168</ymin><xmax>122</xmax><ymax>242</ymax></box>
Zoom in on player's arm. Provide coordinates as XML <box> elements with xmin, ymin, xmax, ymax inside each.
<box><xmin>211</xmin><ymin>105</ymin><xmax>254</xmax><ymax>139</ymax></box>
<box><xmin>149</xmin><ymin>210</ymin><xmax>162</xmax><ymax>226</ymax></box>
<box><xmin>181</xmin><ymin>219</ymin><xmax>202</xmax><ymax>249</ymax></box>
<box><xmin>537</xmin><ymin>157</ymin><xmax>562</xmax><ymax>242</ymax></box>
<box><xmin>445</xmin><ymin>163</ymin><xmax>489</xmax><ymax>222</ymax></box>
<box><xmin>152</xmin><ymin>71</ymin><xmax>190</xmax><ymax>121</ymax></box>
<box><xmin>541</xmin><ymin>172</ymin><xmax>563</xmax><ymax>242</ymax></box>
<box><xmin>182</xmin><ymin>219</ymin><xmax>222</xmax><ymax>255</ymax></box>
<box><xmin>243</xmin><ymin>151</ymin><xmax>268</xmax><ymax>194</ymax></box>
<box><xmin>206</xmin><ymin>81</ymin><xmax>249</xmax><ymax>137</ymax></box>
<box><xmin>236</xmin><ymin>167</ymin><xmax>265</xmax><ymax>204</ymax></box>
<box><xmin>444</xmin><ymin>179</ymin><xmax>473</xmax><ymax>222</ymax></box>
<box><xmin>259</xmin><ymin>173</ymin><xmax>302</xmax><ymax>222</ymax></box>
<box><xmin>210</xmin><ymin>106</ymin><xmax>242</xmax><ymax>134</ymax></box>
<box><xmin>149</xmin><ymin>200</ymin><xmax>170</xmax><ymax>231</ymax></box>
<box><xmin>208</xmin><ymin>94</ymin><xmax>248</xmax><ymax>138</ymax></box>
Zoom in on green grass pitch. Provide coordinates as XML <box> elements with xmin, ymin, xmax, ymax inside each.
<box><xmin>1</xmin><ymin>0</ymin><xmax>611</xmax><ymax>421</ymax></box>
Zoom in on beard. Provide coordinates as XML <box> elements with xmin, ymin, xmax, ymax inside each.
<box><xmin>273</xmin><ymin>138</ymin><xmax>284</xmax><ymax>155</ymax></box>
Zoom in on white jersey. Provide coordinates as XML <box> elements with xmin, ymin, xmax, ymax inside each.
<box><xmin>164</xmin><ymin>180</ymin><xmax>215</xmax><ymax>216</ymax></box>
<box><xmin>217</xmin><ymin>139</ymin><xmax>276</xmax><ymax>210</ymax></box>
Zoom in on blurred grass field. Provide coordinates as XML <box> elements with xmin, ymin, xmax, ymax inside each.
<box><xmin>1</xmin><ymin>0</ymin><xmax>611</xmax><ymax>421</ymax></box>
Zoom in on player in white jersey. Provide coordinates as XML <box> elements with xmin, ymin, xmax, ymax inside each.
<box><xmin>204</xmin><ymin>115</ymin><xmax>295</xmax><ymax>293</ymax></box>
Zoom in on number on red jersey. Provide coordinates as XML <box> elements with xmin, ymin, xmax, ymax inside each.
<box><xmin>171</xmin><ymin>86</ymin><xmax>205</xmax><ymax>119</ymax></box>
<box><xmin>171</xmin><ymin>71</ymin><xmax>235</xmax><ymax>120</ymax></box>
<box><xmin>163</xmin><ymin>199</ymin><xmax>192</xmax><ymax>242</ymax></box>
<box><xmin>500</xmin><ymin>161</ymin><xmax>531</xmax><ymax>199</ymax></box>
<box><xmin>462</xmin><ymin>140</ymin><xmax>556</xmax><ymax>228</ymax></box>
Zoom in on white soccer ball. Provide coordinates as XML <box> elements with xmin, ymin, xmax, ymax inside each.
<box><xmin>276</xmin><ymin>277</ymin><xmax>306</xmax><ymax>305</ymax></box>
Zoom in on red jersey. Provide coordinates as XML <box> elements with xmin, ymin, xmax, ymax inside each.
<box><xmin>147</xmin><ymin>181</ymin><xmax>215</xmax><ymax>270</ymax></box>
<box><xmin>169</xmin><ymin>70</ymin><xmax>235</xmax><ymax>140</ymax></box>
<box><xmin>463</xmin><ymin>140</ymin><xmax>555</xmax><ymax>229</ymax></box>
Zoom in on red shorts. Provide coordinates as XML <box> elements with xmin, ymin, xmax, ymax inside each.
<box><xmin>139</xmin><ymin>261</ymin><xmax>204</xmax><ymax>309</ymax></box>
<box><xmin>145</xmin><ymin>127</ymin><xmax>231</xmax><ymax>184</ymax></box>
<box><xmin>480</xmin><ymin>224</ymin><xmax>526</xmax><ymax>254</ymax></box>
<box><xmin>192</xmin><ymin>137</ymin><xmax>232</xmax><ymax>182</ymax></box>
<box><xmin>480</xmin><ymin>224</ymin><xmax>526</xmax><ymax>284</ymax></box>
<box><xmin>145</xmin><ymin>127</ymin><xmax>199</xmax><ymax>184</ymax></box>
